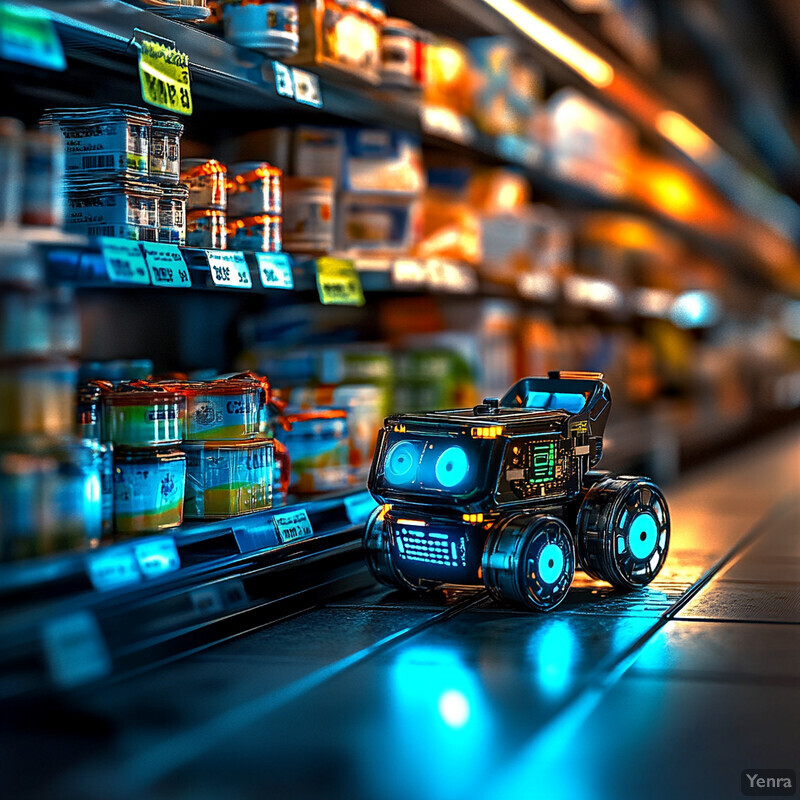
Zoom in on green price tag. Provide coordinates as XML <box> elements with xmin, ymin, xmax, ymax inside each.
<box><xmin>138</xmin><ymin>38</ymin><xmax>192</xmax><ymax>116</ymax></box>
<box><xmin>316</xmin><ymin>257</ymin><xmax>365</xmax><ymax>306</ymax></box>
<box><xmin>0</xmin><ymin>3</ymin><xmax>65</xmax><ymax>71</ymax></box>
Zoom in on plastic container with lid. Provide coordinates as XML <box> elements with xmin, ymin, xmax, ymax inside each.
<box><xmin>64</xmin><ymin>179</ymin><xmax>161</xmax><ymax>241</ymax></box>
<box><xmin>228</xmin><ymin>162</ymin><xmax>282</xmax><ymax>216</ymax></box>
<box><xmin>181</xmin><ymin>158</ymin><xmax>227</xmax><ymax>210</ymax></box>
<box><xmin>113</xmin><ymin>446</ymin><xmax>186</xmax><ymax>534</ymax></box>
<box><xmin>42</xmin><ymin>104</ymin><xmax>151</xmax><ymax>180</ymax></box>
<box><xmin>227</xmin><ymin>214</ymin><xmax>282</xmax><ymax>253</ymax></box>
<box><xmin>182</xmin><ymin>377</ymin><xmax>263</xmax><ymax>440</ymax></box>
<box><xmin>223</xmin><ymin>1</ymin><xmax>299</xmax><ymax>58</ymax></box>
<box><xmin>150</xmin><ymin>116</ymin><xmax>184</xmax><ymax>183</ymax></box>
<box><xmin>183</xmin><ymin>437</ymin><xmax>273</xmax><ymax>518</ymax></box>
<box><xmin>380</xmin><ymin>17</ymin><xmax>428</xmax><ymax>89</ymax></box>
<box><xmin>158</xmin><ymin>183</ymin><xmax>188</xmax><ymax>245</ymax></box>
<box><xmin>104</xmin><ymin>388</ymin><xmax>186</xmax><ymax>446</ymax></box>
<box><xmin>186</xmin><ymin>208</ymin><xmax>227</xmax><ymax>250</ymax></box>
<box><xmin>274</xmin><ymin>408</ymin><xmax>350</xmax><ymax>493</ymax></box>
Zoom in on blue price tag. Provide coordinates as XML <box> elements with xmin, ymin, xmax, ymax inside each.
<box><xmin>87</xmin><ymin>545</ymin><xmax>142</xmax><ymax>591</ymax></box>
<box><xmin>41</xmin><ymin>611</ymin><xmax>111</xmax><ymax>689</ymax></box>
<box><xmin>273</xmin><ymin>508</ymin><xmax>314</xmax><ymax>543</ymax></box>
<box><xmin>99</xmin><ymin>238</ymin><xmax>150</xmax><ymax>285</ymax></box>
<box><xmin>256</xmin><ymin>252</ymin><xmax>294</xmax><ymax>289</ymax></box>
<box><xmin>134</xmin><ymin>537</ymin><xmax>180</xmax><ymax>579</ymax></box>
<box><xmin>0</xmin><ymin>4</ymin><xmax>65</xmax><ymax>72</ymax></box>
<box><xmin>142</xmin><ymin>242</ymin><xmax>191</xmax><ymax>287</ymax></box>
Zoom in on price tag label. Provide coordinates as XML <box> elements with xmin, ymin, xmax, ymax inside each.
<box><xmin>291</xmin><ymin>67</ymin><xmax>322</xmax><ymax>107</ymax></box>
<box><xmin>273</xmin><ymin>508</ymin><xmax>314</xmax><ymax>544</ymax></box>
<box><xmin>99</xmin><ymin>237</ymin><xmax>150</xmax><ymax>285</ymax></box>
<box><xmin>316</xmin><ymin>257</ymin><xmax>365</xmax><ymax>306</ymax></box>
<box><xmin>0</xmin><ymin>3</ymin><xmax>65</xmax><ymax>71</ymax></box>
<box><xmin>256</xmin><ymin>252</ymin><xmax>294</xmax><ymax>289</ymax></box>
<box><xmin>134</xmin><ymin>537</ymin><xmax>180</xmax><ymax>579</ymax></box>
<box><xmin>138</xmin><ymin>38</ymin><xmax>193</xmax><ymax>116</ymax></box>
<box><xmin>391</xmin><ymin>258</ymin><xmax>427</xmax><ymax>289</ymax></box>
<box><xmin>420</xmin><ymin>105</ymin><xmax>475</xmax><ymax>145</ymax></box>
<box><xmin>87</xmin><ymin>545</ymin><xmax>142</xmax><ymax>591</ymax></box>
<box><xmin>41</xmin><ymin>611</ymin><xmax>111</xmax><ymax>689</ymax></box>
<box><xmin>207</xmin><ymin>250</ymin><xmax>252</xmax><ymax>289</ymax></box>
<box><xmin>426</xmin><ymin>259</ymin><xmax>477</xmax><ymax>294</ymax></box>
<box><xmin>142</xmin><ymin>242</ymin><xmax>190</xmax><ymax>287</ymax></box>
<box><xmin>273</xmin><ymin>61</ymin><xmax>294</xmax><ymax>98</ymax></box>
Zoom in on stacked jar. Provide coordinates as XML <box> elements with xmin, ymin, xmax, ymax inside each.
<box><xmin>42</xmin><ymin>104</ymin><xmax>188</xmax><ymax>245</ymax></box>
<box><xmin>226</xmin><ymin>162</ymin><xmax>283</xmax><ymax>253</ymax></box>
<box><xmin>102</xmin><ymin>382</ymin><xmax>188</xmax><ymax>536</ymax></box>
<box><xmin>177</xmin><ymin>374</ymin><xmax>274</xmax><ymax>518</ymax></box>
<box><xmin>181</xmin><ymin>158</ymin><xmax>228</xmax><ymax>249</ymax></box>
<box><xmin>0</xmin><ymin>242</ymin><xmax>106</xmax><ymax>561</ymax></box>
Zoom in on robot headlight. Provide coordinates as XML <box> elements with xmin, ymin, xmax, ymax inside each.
<box><xmin>381</xmin><ymin>435</ymin><xmax>478</xmax><ymax>494</ymax></box>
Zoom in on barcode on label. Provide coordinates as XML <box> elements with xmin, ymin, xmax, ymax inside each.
<box><xmin>81</xmin><ymin>154</ymin><xmax>115</xmax><ymax>170</ymax></box>
<box><xmin>88</xmin><ymin>225</ymin><xmax>119</xmax><ymax>237</ymax></box>
<box><xmin>107</xmin><ymin>258</ymin><xmax>133</xmax><ymax>276</ymax></box>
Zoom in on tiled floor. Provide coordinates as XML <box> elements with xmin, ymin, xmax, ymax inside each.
<box><xmin>3</xmin><ymin>427</ymin><xmax>800</xmax><ymax>800</ymax></box>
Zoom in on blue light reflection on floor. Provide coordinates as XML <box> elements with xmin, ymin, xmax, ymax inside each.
<box><xmin>527</xmin><ymin>618</ymin><xmax>577</xmax><ymax>699</ymax></box>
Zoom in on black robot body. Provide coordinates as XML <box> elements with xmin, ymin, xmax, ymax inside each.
<box><xmin>364</xmin><ymin>371</ymin><xmax>670</xmax><ymax>612</ymax></box>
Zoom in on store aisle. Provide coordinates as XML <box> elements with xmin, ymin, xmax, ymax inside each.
<box><xmin>6</xmin><ymin>428</ymin><xmax>800</xmax><ymax>800</ymax></box>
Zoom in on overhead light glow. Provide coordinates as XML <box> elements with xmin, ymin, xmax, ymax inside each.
<box><xmin>656</xmin><ymin>110</ymin><xmax>715</xmax><ymax>162</ymax></box>
<box><xmin>483</xmin><ymin>0</ymin><xmax>614</xmax><ymax>87</ymax></box>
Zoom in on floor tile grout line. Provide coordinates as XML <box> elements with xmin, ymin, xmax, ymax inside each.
<box><xmin>63</xmin><ymin>592</ymin><xmax>489</xmax><ymax>799</ymax></box>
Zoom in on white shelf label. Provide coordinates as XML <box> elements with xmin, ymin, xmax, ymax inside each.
<box><xmin>256</xmin><ymin>252</ymin><xmax>294</xmax><ymax>289</ymax></box>
<box><xmin>292</xmin><ymin>67</ymin><xmax>322</xmax><ymax>107</ymax></box>
<box><xmin>391</xmin><ymin>258</ymin><xmax>427</xmax><ymax>289</ymax></box>
<box><xmin>206</xmin><ymin>250</ymin><xmax>252</xmax><ymax>288</ymax></box>
<box><xmin>420</xmin><ymin>105</ymin><xmax>475</xmax><ymax>146</ymax></box>
<box><xmin>273</xmin><ymin>61</ymin><xmax>294</xmax><ymax>98</ymax></box>
<box><xmin>134</xmin><ymin>537</ymin><xmax>180</xmax><ymax>579</ymax></box>
<box><xmin>273</xmin><ymin>508</ymin><xmax>314</xmax><ymax>544</ymax></box>
<box><xmin>87</xmin><ymin>545</ymin><xmax>142</xmax><ymax>591</ymax></box>
<box><xmin>41</xmin><ymin>611</ymin><xmax>111</xmax><ymax>689</ymax></box>
<box><xmin>99</xmin><ymin>237</ymin><xmax>150</xmax><ymax>285</ymax></box>
<box><xmin>142</xmin><ymin>242</ymin><xmax>191</xmax><ymax>287</ymax></box>
<box><xmin>426</xmin><ymin>259</ymin><xmax>478</xmax><ymax>294</ymax></box>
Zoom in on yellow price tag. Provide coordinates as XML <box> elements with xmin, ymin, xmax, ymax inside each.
<box><xmin>138</xmin><ymin>39</ymin><xmax>192</xmax><ymax>116</ymax></box>
<box><xmin>316</xmin><ymin>257</ymin><xmax>365</xmax><ymax>306</ymax></box>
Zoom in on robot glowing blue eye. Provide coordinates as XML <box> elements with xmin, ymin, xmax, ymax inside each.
<box><xmin>434</xmin><ymin>446</ymin><xmax>469</xmax><ymax>488</ymax></box>
<box><xmin>385</xmin><ymin>441</ymin><xmax>420</xmax><ymax>485</ymax></box>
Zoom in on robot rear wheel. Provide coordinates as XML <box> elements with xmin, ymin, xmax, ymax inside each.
<box><xmin>577</xmin><ymin>475</ymin><xmax>670</xmax><ymax>589</ymax></box>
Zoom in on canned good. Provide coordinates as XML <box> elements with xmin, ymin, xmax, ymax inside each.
<box><xmin>22</xmin><ymin>128</ymin><xmax>66</xmax><ymax>227</ymax></box>
<box><xmin>380</xmin><ymin>18</ymin><xmax>428</xmax><ymax>89</ymax></box>
<box><xmin>64</xmin><ymin>179</ymin><xmax>161</xmax><ymax>241</ymax></box>
<box><xmin>222</xmin><ymin>1</ymin><xmax>299</xmax><ymax>57</ymax></box>
<box><xmin>183</xmin><ymin>437</ymin><xmax>273</xmax><ymax>518</ymax></box>
<box><xmin>42</xmin><ymin>105</ymin><xmax>151</xmax><ymax>180</ymax></box>
<box><xmin>182</xmin><ymin>377</ymin><xmax>262</xmax><ymax>440</ymax></box>
<box><xmin>0</xmin><ymin>437</ymin><xmax>103</xmax><ymax>561</ymax></box>
<box><xmin>113</xmin><ymin>447</ymin><xmax>186</xmax><ymax>534</ymax></box>
<box><xmin>104</xmin><ymin>388</ymin><xmax>186</xmax><ymax>446</ymax></box>
<box><xmin>0</xmin><ymin>117</ymin><xmax>25</xmax><ymax>225</ymax></box>
<box><xmin>150</xmin><ymin>116</ymin><xmax>184</xmax><ymax>183</ymax></box>
<box><xmin>158</xmin><ymin>183</ymin><xmax>188</xmax><ymax>245</ymax></box>
<box><xmin>181</xmin><ymin>158</ymin><xmax>227</xmax><ymax>210</ymax></box>
<box><xmin>0</xmin><ymin>360</ymin><xmax>77</xmax><ymax>437</ymax></box>
<box><xmin>77</xmin><ymin>382</ymin><xmax>104</xmax><ymax>440</ymax></box>
<box><xmin>282</xmin><ymin>176</ymin><xmax>334</xmax><ymax>253</ymax></box>
<box><xmin>227</xmin><ymin>214</ymin><xmax>281</xmax><ymax>253</ymax></box>
<box><xmin>274</xmin><ymin>408</ymin><xmax>350</xmax><ymax>493</ymax></box>
<box><xmin>186</xmin><ymin>208</ymin><xmax>227</xmax><ymax>249</ymax></box>
<box><xmin>228</xmin><ymin>162</ymin><xmax>282</xmax><ymax>216</ymax></box>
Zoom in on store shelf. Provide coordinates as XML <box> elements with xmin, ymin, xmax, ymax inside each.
<box><xmin>0</xmin><ymin>488</ymin><xmax>378</xmax><ymax>700</ymax></box>
<box><xmin>5</xmin><ymin>1</ymin><xmax>797</xmax><ymax>295</ymax></box>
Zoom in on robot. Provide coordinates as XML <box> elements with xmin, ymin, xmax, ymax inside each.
<box><xmin>364</xmin><ymin>371</ymin><xmax>670</xmax><ymax>612</ymax></box>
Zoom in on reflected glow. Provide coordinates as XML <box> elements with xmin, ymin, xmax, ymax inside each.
<box><xmin>438</xmin><ymin>689</ymin><xmax>470</xmax><ymax>728</ymax></box>
<box><xmin>634</xmin><ymin>287</ymin><xmax>674</xmax><ymax>318</ymax></box>
<box><xmin>564</xmin><ymin>275</ymin><xmax>623</xmax><ymax>310</ymax></box>
<box><xmin>656</xmin><ymin>110</ymin><xmax>716</xmax><ymax>162</ymax></box>
<box><xmin>482</xmin><ymin>0</ymin><xmax>614</xmax><ymax>87</ymax></box>
<box><xmin>528</xmin><ymin>619</ymin><xmax>576</xmax><ymax>698</ymax></box>
<box><xmin>385</xmin><ymin>646</ymin><xmax>493</xmax><ymax>800</ymax></box>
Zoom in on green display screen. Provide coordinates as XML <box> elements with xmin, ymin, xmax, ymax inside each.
<box><xmin>530</xmin><ymin>441</ymin><xmax>557</xmax><ymax>483</ymax></box>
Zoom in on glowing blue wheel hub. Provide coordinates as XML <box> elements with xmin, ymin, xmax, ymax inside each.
<box><xmin>538</xmin><ymin>543</ymin><xmax>565</xmax><ymax>584</ymax></box>
<box><xmin>628</xmin><ymin>512</ymin><xmax>658</xmax><ymax>560</ymax></box>
<box><xmin>435</xmin><ymin>446</ymin><xmax>469</xmax><ymax>488</ymax></box>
